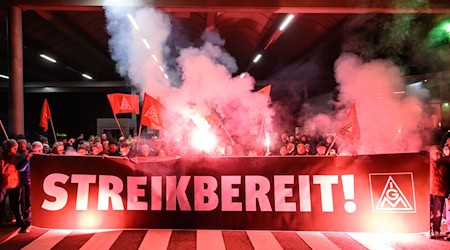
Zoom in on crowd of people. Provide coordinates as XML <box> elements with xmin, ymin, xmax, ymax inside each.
<box><xmin>2</xmin><ymin>129</ymin><xmax>449</xmax><ymax>237</ymax></box>
<box><xmin>1</xmin><ymin>131</ymin><xmax>341</xmax><ymax>159</ymax></box>
<box><xmin>0</xmin><ymin>130</ymin><xmax>340</xmax><ymax>233</ymax></box>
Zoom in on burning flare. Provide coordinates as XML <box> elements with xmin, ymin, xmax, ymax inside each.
<box><xmin>189</xmin><ymin>112</ymin><xmax>218</xmax><ymax>153</ymax></box>
<box><xmin>265</xmin><ymin>132</ymin><xmax>271</xmax><ymax>154</ymax></box>
<box><xmin>191</xmin><ymin>127</ymin><xmax>218</xmax><ymax>153</ymax></box>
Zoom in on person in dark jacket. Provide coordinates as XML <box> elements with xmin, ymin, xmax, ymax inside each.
<box><xmin>443</xmin><ymin>145</ymin><xmax>450</xmax><ymax>240</ymax></box>
<box><xmin>16</xmin><ymin>141</ymin><xmax>42</xmax><ymax>233</ymax></box>
<box><xmin>429</xmin><ymin>146</ymin><xmax>450</xmax><ymax>238</ymax></box>
<box><xmin>0</xmin><ymin>139</ymin><xmax>26</xmax><ymax>233</ymax></box>
<box><xmin>106</xmin><ymin>140</ymin><xmax>121</xmax><ymax>156</ymax></box>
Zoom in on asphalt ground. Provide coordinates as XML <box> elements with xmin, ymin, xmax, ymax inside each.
<box><xmin>1</xmin><ymin>225</ymin><xmax>449</xmax><ymax>250</ymax></box>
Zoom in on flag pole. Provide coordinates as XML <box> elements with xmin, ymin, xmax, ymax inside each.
<box><xmin>137</xmin><ymin>124</ymin><xmax>142</xmax><ymax>152</ymax></box>
<box><xmin>207</xmin><ymin>105</ymin><xmax>235</xmax><ymax>146</ymax></box>
<box><xmin>162</xmin><ymin>129</ymin><xmax>171</xmax><ymax>155</ymax></box>
<box><xmin>49</xmin><ymin>117</ymin><xmax>57</xmax><ymax>143</ymax></box>
<box><xmin>0</xmin><ymin>119</ymin><xmax>9</xmax><ymax>140</ymax></box>
<box><xmin>113</xmin><ymin>113</ymin><xmax>125</xmax><ymax>139</ymax></box>
<box><xmin>255</xmin><ymin>116</ymin><xmax>265</xmax><ymax>151</ymax></box>
<box><xmin>325</xmin><ymin>135</ymin><xmax>337</xmax><ymax>155</ymax></box>
<box><xmin>46</xmin><ymin>100</ymin><xmax>57</xmax><ymax>142</ymax></box>
<box><xmin>220</xmin><ymin>124</ymin><xmax>235</xmax><ymax>146</ymax></box>
<box><xmin>254</xmin><ymin>85</ymin><xmax>271</xmax><ymax>151</ymax></box>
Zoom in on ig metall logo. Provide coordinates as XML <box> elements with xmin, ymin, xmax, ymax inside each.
<box><xmin>369</xmin><ymin>173</ymin><xmax>416</xmax><ymax>213</ymax></box>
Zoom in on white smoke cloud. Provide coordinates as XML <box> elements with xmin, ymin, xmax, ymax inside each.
<box><xmin>105</xmin><ymin>6</ymin><xmax>171</xmax><ymax>94</ymax></box>
<box><xmin>104</xmin><ymin>5</ymin><xmax>272</xmax><ymax>154</ymax></box>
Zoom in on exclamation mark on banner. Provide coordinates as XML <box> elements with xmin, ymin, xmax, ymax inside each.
<box><xmin>341</xmin><ymin>175</ymin><xmax>356</xmax><ymax>213</ymax></box>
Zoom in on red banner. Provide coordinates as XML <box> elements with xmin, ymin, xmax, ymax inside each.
<box><xmin>30</xmin><ymin>153</ymin><xmax>429</xmax><ymax>232</ymax></box>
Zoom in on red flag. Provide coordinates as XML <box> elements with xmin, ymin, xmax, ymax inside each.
<box><xmin>39</xmin><ymin>99</ymin><xmax>52</xmax><ymax>132</ymax></box>
<box><xmin>107</xmin><ymin>93</ymin><xmax>140</xmax><ymax>115</ymax></box>
<box><xmin>205</xmin><ymin>106</ymin><xmax>223</xmax><ymax>127</ymax></box>
<box><xmin>257</xmin><ymin>85</ymin><xmax>272</xmax><ymax>100</ymax></box>
<box><xmin>336</xmin><ymin>103</ymin><xmax>361</xmax><ymax>148</ymax></box>
<box><xmin>141</xmin><ymin>93</ymin><xmax>164</xmax><ymax>130</ymax></box>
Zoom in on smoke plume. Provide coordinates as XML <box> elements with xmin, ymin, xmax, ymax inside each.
<box><xmin>104</xmin><ymin>5</ymin><xmax>272</xmax><ymax>154</ymax></box>
<box><xmin>302</xmin><ymin>53</ymin><xmax>431</xmax><ymax>154</ymax></box>
<box><xmin>335</xmin><ymin>54</ymin><xmax>427</xmax><ymax>154</ymax></box>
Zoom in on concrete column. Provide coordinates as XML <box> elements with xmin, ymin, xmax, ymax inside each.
<box><xmin>8</xmin><ymin>6</ymin><xmax>24</xmax><ymax>136</ymax></box>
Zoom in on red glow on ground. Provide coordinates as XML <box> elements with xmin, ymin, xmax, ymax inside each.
<box><xmin>362</xmin><ymin>213</ymin><xmax>410</xmax><ymax>233</ymax></box>
<box><xmin>77</xmin><ymin>212</ymin><xmax>103</xmax><ymax>229</ymax></box>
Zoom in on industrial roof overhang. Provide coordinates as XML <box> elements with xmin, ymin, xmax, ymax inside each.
<box><xmin>0</xmin><ymin>0</ymin><xmax>449</xmax><ymax>94</ymax></box>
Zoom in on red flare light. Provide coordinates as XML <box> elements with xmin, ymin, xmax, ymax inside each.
<box><xmin>191</xmin><ymin>127</ymin><xmax>218</xmax><ymax>153</ymax></box>
<box><xmin>265</xmin><ymin>132</ymin><xmax>271</xmax><ymax>153</ymax></box>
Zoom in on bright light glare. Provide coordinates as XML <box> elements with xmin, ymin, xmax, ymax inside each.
<box><xmin>127</xmin><ymin>13</ymin><xmax>139</xmax><ymax>30</ymax></box>
<box><xmin>409</xmin><ymin>81</ymin><xmax>423</xmax><ymax>88</ymax></box>
<box><xmin>142</xmin><ymin>39</ymin><xmax>150</xmax><ymax>49</ymax></box>
<box><xmin>445</xmin><ymin>23</ymin><xmax>450</xmax><ymax>32</ymax></box>
<box><xmin>279</xmin><ymin>14</ymin><xmax>295</xmax><ymax>31</ymax></box>
<box><xmin>0</xmin><ymin>74</ymin><xmax>9</xmax><ymax>79</ymax></box>
<box><xmin>159</xmin><ymin>66</ymin><xmax>164</xmax><ymax>72</ymax></box>
<box><xmin>191</xmin><ymin>128</ymin><xmax>218</xmax><ymax>153</ymax></box>
<box><xmin>344</xmin><ymin>201</ymin><xmax>357</xmax><ymax>213</ymax></box>
<box><xmin>347</xmin><ymin>233</ymin><xmax>397</xmax><ymax>250</ymax></box>
<box><xmin>77</xmin><ymin>212</ymin><xmax>102</xmax><ymax>229</ymax></box>
<box><xmin>164</xmin><ymin>73</ymin><xmax>169</xmax><ymax>79</ymax></box>
<box><xmin>82</xmin><ymin>74</ymin><xmax>93</xmax><ymax>80</ymax></box>
<box><xmin>239</xmin><ymin>73</ymin><xmax>246</xmax><ymax>79</ymax></box>
<box><xmin>265</xmin><ymin>132</ymin><xmax>271</xmax><ymax>148</ymax></box>
<box><xmin>40</xmin><ymin>54</ymin><xmax>57</xmax><ymax>63</ymax></box>
<box><xmin>152</xmin><ymin>54</ymin><xmax>158</xmax><ymax>62</ymax></box>
<box><xmin>253</xmin><ymin>54</ymin><xmax>262</xmax><ymax>63</ymax></box>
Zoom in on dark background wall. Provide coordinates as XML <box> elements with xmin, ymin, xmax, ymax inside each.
<box><xmin>0</xmin><ymin>91</ymin><xmax>132</xmax><ymax>141</ymax></box>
